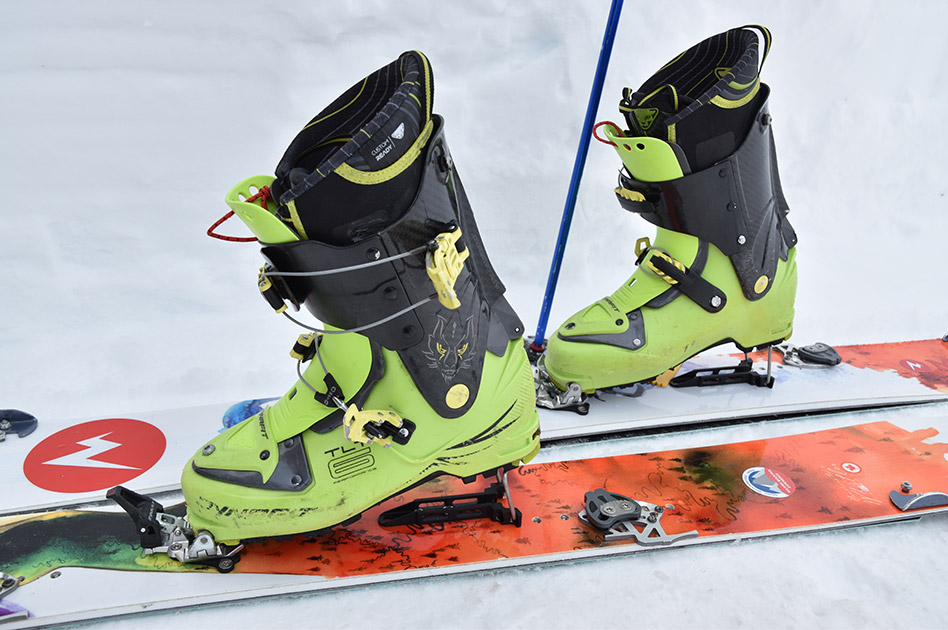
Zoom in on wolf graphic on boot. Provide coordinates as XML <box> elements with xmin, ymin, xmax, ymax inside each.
<box><xmin>423</xmin><ymin>314</ymin><xmax>475</xmax><ymax>382</ymax></box>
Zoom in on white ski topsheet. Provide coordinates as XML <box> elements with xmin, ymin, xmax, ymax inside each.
<box><xmin>4</xmin><ymin>402</ymin><xmax>948</xmax><ymax>629</ymax></box>
<box><xmin>3</xmin><ymin>349</ymin><xmax>946</xmax><ymax>516</ymax></box>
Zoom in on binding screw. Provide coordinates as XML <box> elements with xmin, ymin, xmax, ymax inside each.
<box><xmin>632</xmin><ymin>338</ymin><xmax>642</xmax><ymax>347</ymax></box>
<box><xmin>202</xmin><ymin>444</ymin><xmax>215</xmax><ymax>455</ymax></box>
<box><xmin>711</xmin><ymin>296</ymin><xmax>723</xmax><ymax>309</ymax></box>
<box><xmin>565</xmin><ymin>323</ymin><xmax>575</xmax><ymax>330</ymax></box>
<box><xmin>602</xmin><ymin>505</ymin><xmax>616</xmax><ymax>515</ymax></box>
<box><xmin>366</xmin><ymin>248</ymin><xmax>381</xmax><ymax>261</ymax></box>
<box><xmin>532</xmin><ymin>516</ymin><xmax>542</xmax><ymax>524</ymax></box>
<box><xmin>901</xmin><ymin>481</ymin><xmax>913</xmax><ymax>493</ymax></box>
<box><xmin>0</xmin><ymin>419</ymin><xmax>10</xmax><ymax>431</ymax></box>
<box><xmin>291</xmin><ymin>474</ymin><xmax>303</xmax><ymax>486</ymax></box>
<box><xmin>737</xmin><ymin>235</ymin><xmax>747</xmax><ymax>245</ymax></box>
<box><xmin>260</xmin><ymin>450</ymin><xmax>270</xmax><ymax>460</ymax></box>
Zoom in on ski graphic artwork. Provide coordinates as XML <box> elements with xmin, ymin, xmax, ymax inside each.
<box><xmin>2</xmin><ymin>416</ymin><xmax>947</xmax><ymax>627</ymax></box>
<box><xmin>3</xmin><ymin>338</ymin><xmax>948</xmax><ymax>517</ymax></box>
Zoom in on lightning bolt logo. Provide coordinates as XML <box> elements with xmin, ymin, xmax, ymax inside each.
<box><xmin>905</xmin><ymin>360</ymin><xmax>923</xmax><ymax>372</ymax></box>
<box><xmin>41</xmin><ymin>432</ymin><xmax>140</xmax><ymax>470</ymax></box>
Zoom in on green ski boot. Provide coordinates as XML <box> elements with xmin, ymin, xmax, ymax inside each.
<box><xmin>181</xmin><ymin>51</ymin><xmax>540</xmax><ymax>543</ymax></box>
<box><xmin>544</xmin><ymin>25</ymin><xmax>798</xmax><ymax>393</ymax></box>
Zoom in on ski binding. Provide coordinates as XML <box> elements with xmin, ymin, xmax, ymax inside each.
<box><xmin>0</xmin><ymin>573</ymin><xmax>23</xmax><ymax>599</ymax></box>
<box><xmin>0</xmin><ymin>409</ymin><xmax>38</xmax><ymax>442</ymax></box>
<box><xmin>108</xmin><ymin>486</ymin><xmax>242</xmax><ymax>573</ymax></box>
<box><xmin>529</xmin><ymin>344</ymin><xmax>589</xmax><ymax>415</ymax></box>
<box><xmin>775</xmin><ymin>342</ymin><xmax>842</xmax><ymax>368</ymax></box>
<box><xmin>579</xmin><ymin>488</ymin><xmax>698</xmax><ymax>546</ymax></box>
<box><xmin>889</xmin><ymin>488</ymin><xmax>948</xmax><ymax>511</ymax></box>
<box><xmin>378</xmin><ymin>467</ymin><xmax>522</xmax><ymax>528</ymax></box>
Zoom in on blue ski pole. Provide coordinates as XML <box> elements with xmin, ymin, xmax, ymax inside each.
<box><xmin>531</xmin><ymin>0</ymin><xmax>624</xmax><ymax>352</ymax></box>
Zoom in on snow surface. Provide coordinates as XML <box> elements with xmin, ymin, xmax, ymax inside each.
<box><xmin>2</xmin><ymin>0</ymin><xmax>948</xmax><ymax>628</ymax></box>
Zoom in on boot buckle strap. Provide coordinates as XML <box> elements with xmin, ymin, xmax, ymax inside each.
<box><xmin>645</xmin><ymin>250</ymin><xmax>686</xmax><ymax>284</ymax></box>
<box><xmin>641</xmin><ymin>249</ymin><xmax>727</xmax><ymax>314</ymax></box>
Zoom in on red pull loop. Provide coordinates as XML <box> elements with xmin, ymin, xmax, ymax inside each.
<box><xmin>207</xmin><ymin>211</ymin><xmax>258</xmax><ymax>243</ymax></box>
<box><xmin>207</xmin><ymin>185</ymin><xmax>273</xmax><ymax>243</ymax></box>
<box><xmin>593</xmin><ymin>121</ymin><xmax>624</xmax><ymax>147</ymax></box>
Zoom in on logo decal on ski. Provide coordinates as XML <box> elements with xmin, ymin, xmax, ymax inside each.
<box><xmin>742</xmin><ymin>466</ymin><xmax>796</xmax><ymax>498</ymax></box>
<box><xmin>24</xmin><ymin>418</ymin><xmax>166</xmax><ymax>493</ymax></box>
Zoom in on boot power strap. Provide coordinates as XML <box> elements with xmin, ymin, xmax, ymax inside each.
<box><xmin>640</xmin><ymin>250</ymin><xmax>726</xmax><ymax>314</ymax></box>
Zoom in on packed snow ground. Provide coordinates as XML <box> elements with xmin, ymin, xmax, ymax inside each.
<box><xmin>3</xmin><ymin>1</ymin><xmax>948</xmax><ymax>628</ymax></box>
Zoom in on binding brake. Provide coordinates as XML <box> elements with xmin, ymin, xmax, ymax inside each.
<box><xmin>377</xmin><ymin>467</ymin><xmax>521</xmax><ymax>528</ymax></box>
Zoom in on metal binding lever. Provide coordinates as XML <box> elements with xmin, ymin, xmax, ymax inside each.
<box><xmin>377</xmin><ymin>467</ymin><xmax>522</xmax><ymax>528</ymax></box>
<box><xmin>107</xmin><ymin>486</ymin><xmax>243</xmax><ymax>573</ymax></box>
<box><xmin>578</xmin><ymin>488</ymin><xmax>698</xmax><ymax>546</ymax></box>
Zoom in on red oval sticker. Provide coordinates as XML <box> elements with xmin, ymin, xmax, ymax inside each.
<box><xmin>23</xmin><ymin>418</ymin><xmax>166</xmax><ymax>493</ymax></box>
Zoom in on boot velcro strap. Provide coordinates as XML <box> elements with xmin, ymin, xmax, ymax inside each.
<box><xmin>646</xmin><ymin>252</ymin><xmax>726</xmax><ymax>314</ymax></box>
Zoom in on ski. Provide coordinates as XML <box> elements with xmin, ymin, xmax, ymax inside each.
<box><xmin>2</xmin><ymin>411</ymin><xmax>947</xmax><ymax>627</ymax></box>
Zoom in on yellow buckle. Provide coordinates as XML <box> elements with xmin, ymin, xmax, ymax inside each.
<box><xmin>258</xmin><ymin>267</ymin><xmax>288</xmax><ymax>313</ymax></box>
<box><xmin>289</xmin><ymin>333</ymin><xmax>317</xmax><ymax>361</ymax></box>
<box><xmin>634</xmin><ymin>236</ymin><xmax>651</xmax><ymax>257</ymax></box>
<box><xmin>426</xmin><ymin>229</ymin><xmax>469</xmax><ymax>309</ymax></box>
<box><xmin>645</xmin><ymin>251</ymin><xmax>685</xmax><ymax>285</ymax></box>
<box><xmin>343</xmin><ymin>404</ymin><xmax>405</xmax><ymax>448</ymax></box>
